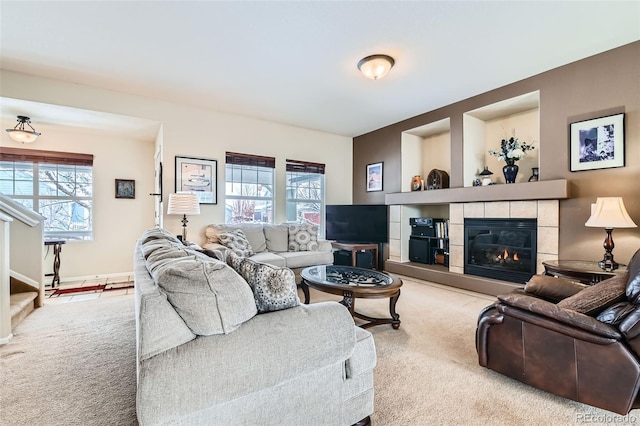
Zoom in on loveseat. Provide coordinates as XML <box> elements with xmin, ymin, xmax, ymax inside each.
<box><xmin>134</xmin><ymin>227</ymin><xmax>376</xmax><ymax>425</ymax></box>
<box><xmin>477</xmin><ymin>248</ymin><xmax>640</xmax><ymax>414</ymax></box>
<box><xmin>203</xmin><ymin>222</ymin><xmax>334</xmax><ymax>282</ymax></box>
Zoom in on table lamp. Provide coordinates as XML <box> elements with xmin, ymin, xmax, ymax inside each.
<box><xmin>167</xmin><ymin>192</ymin><xmax>200</xmax><ymax>242</ymax></box>
<box><xmin>585</xmin><ymin>197</ymin><xmax>637</xmax><ymax>270</ymax></box>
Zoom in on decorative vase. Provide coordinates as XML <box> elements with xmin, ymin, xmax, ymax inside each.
<box><xmin>411</xmin><ymin>175</ymin><xmax>422</xmax><ymax>191</ymax></box>
<box><xmin>528</xmin><ymin>167</ymin><xmax>539</xmax><ymax>182</ymax></box>
<box><xmin>502</xmin><ymin>164</ymin><xmax>519</xmax><ymax>184</ymax></box>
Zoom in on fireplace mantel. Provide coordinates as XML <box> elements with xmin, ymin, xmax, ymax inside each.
<box><xmin>385</xmin><ymin>179</ymin><xmax>569</xmax><ymax>205</ymax></box>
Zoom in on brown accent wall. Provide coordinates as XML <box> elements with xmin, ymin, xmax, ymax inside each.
<box><xmin>354</xmin><ymin>41</ymin><xmax>640</xmax><ymax>264</ymax></box>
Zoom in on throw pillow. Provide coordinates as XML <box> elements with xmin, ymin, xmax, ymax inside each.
<box><xmin>153</xmin><ymin>257</ymin><xmax>257</xmax><ymax>335</ymax></box>
<box><xmin>251</xmin><ymin>261</ymin><xmax>300</xmax><ymax>313</ymax></box>
<box><xmin>218</xmin><ymin>229</ymin><xmax>255</xmax><ymax>257</ymax></box>
<box><xmin>288</xmin><ymin>224</ymin><xmax>319</xmax><ymax>252</ymax></box>
<box><xmin>524</xmin><ymin>274</ymin><xmax>588</xmax><ymax>302</ymax></box>
<box><xmin>557</xmin><ymin>272</ymin><xmax>628</xmax><ymax>316</ymax></box>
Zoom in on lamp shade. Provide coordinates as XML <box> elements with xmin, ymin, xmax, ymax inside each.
<box><xmin>167</xmin><ymin>193</ymin><xmax>200</xmax><ymax>215</ymax></box>
<box><xmin>357</xmin><ymin>54</ymin><xmax>395</xmax><ymax>80</ymax></box>
<box><xmin>585</xmin><ymin>197</ymin><xmax>637</xmax><ymax>229</ymax></box>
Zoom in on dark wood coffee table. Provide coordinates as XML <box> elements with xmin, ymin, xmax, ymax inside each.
<box><xmin>300</xmin><ymin>265</ymin><xmax>402</xmax><ymax>329</ymax></box>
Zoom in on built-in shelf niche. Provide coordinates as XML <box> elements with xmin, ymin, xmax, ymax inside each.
<box><xmin>401</xmin><ymin>118</ymin><xmax>451</xmax><ymax>192</ymax></box>
<box><xmin>463</xmin><ymin>91</ymin><xmax>540</xmax><ymax>187</ymax></box>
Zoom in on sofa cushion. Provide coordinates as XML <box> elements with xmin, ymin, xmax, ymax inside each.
<box><xmin>249</xmin><ymin>251</ymin><xmax>287</xmax><ymax>268</ymax></box>
<box><xmin>524</xmin><ymin>274</ymin><xmax>588</xmax><ymax>302</ymax></box>
<box><xmin>597</xmin><ymin>302</ymin><xmax>636</xmax><ymax>325</ymax></box>
<box><xmin>625</xmin><ymin>249</ymin><xmax>640</xmax><ymax>303</ymax></box>
<box><xmin>264</xmin><ymin>223</ymin><xmax>289</xmax><ymax>252</ymax></box>
<box><xmin>278</xmin><ymin>250</ymin><xmax>334</xmax><ymax>269</ymax></box>
<box><xmin>206</xmin><ymin>224</ymin><xmax>267</xmax><ymax>253</ymax></box>
<box><xmin>288</xmin><ymin>224</ymin><xmax>319</xmax><ymax>252</ymax></box>
<box><xmin>218</xmin><ymin>229</ymin><xmax>255</xmax><ymax>257</ymax></box>
<box><xmin>153</xmin><ymin>257</ymin><xmax>257</xmax><ymax>335</ymax></box>
<box><xmin>557</xmin><ymin>272</ymin><xmax>629</xmax><ymax>316</ymax></box>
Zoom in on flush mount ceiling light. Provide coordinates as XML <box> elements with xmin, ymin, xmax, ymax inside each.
<box><xmin>357</xmin><ymin>54</ymin><xmax>395</xmax><ymax>80</ymax></box>
<box><xmin>6</xmin><ymin>116</ymin><xmax>41</xmax><ymax>143</ymax></box>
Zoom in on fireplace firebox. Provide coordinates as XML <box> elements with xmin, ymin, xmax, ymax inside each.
<box><xmin>464</xmin><ymin>218</ymin><xmax>537</xmax><ymax>284</ymax></box>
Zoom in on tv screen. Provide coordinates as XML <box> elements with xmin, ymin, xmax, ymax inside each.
<box><xmin>325</xmin><ymin>204</ymin><xmax>388</xmax><ymax>243</ymax></box>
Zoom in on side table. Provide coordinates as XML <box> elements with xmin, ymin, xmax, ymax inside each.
<box><xmin>542</xmin><ymin>260</ymin><xmax>627</xmax><ymax>285</ymax></box>
<box><xmin>331</xmin><ymin>242</ymin><xmax>379</xmax><ymax>270</ymax></box>
<box><xmin>44</xmin><ymin>239</ymin><xmax>66</xmax><ymax>287</ymax></box>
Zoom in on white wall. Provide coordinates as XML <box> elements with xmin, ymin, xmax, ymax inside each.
<box><xmin>1</xmin><ymin>70</ymin><xmax>353</xmax><ymax>278</ymax></box>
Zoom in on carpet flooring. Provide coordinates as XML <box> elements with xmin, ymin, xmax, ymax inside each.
<box><xmin>1</xmin><ymin>278</ymin><xmax>637</xmax><ymax>425</ymax></box>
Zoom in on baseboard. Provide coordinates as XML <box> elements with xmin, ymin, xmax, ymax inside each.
<box><xmin>59</xmin><ymin>272</ymin><xmax>134</xmax><ymax>283</ymax></box>
<box><xmin>0</xmin><ymin>333</ymin><xmax>14</xmax><ymax>345</ymax></box>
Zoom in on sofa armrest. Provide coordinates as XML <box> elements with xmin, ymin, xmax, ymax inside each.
<box><xmin>497</xmin><ymin>293</ymin><xmax>621</xmax><ymax>341</ymax></box>
<box><xmin>137</xmin><ymin>302</ymin><xmax>358</xmax><ymax>418</ymax></box>
<box><xmin>318</xmin><ymin>239</ymin><xmax>332</xmax><ymax>252</ymax></box>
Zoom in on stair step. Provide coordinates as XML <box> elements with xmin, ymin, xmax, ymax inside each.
<box><xmin>10</xmin><ymin>291</ymin><xmax>38</xmax><ymax>330</ymax></box>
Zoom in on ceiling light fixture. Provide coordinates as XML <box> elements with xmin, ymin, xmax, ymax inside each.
<box><xmin>6</xmin><ymin>116</ymin><xmax>41</xmax><ymax>143</ymax></box>
<box><xmin>357</xmin><ymin>54</ymin><xmax>395</xmax><ymax>80</ymax></box>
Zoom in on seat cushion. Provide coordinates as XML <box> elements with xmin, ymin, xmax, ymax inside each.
<box><xmin>278</xmin><ymin>250</ymin><xmax>334</xmax><ymax>269</ymax></box>
<box><xmin>249</xmin><ymin>251</ymin><xmax>287</xmax><ymax>267</ymax></box>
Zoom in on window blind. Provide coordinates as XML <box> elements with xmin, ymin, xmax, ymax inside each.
<box><xmin>0</xmin><ymin>147</ymin><xmax>93</xmax><ymax>166</ymax></box>
<box><xmin>225</xmin><ymin>152</ymin><xmax>275</xmax><ymax>168</ymax></box>
<box><xmin>286</xmin><ymin>159</ymin><xmax>325</xmax><ymax>174</ymax></box>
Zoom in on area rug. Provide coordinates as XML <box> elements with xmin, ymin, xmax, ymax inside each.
<box><xmin>1</xmin><ymin>279</ymin><xmax>637</xmax><ymax>425</ymax></box>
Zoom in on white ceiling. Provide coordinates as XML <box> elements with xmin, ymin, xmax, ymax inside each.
<box><xmin>1</xmin><ymin>1</ymin><xmax>639</xmax><ymax>138</ymax></box>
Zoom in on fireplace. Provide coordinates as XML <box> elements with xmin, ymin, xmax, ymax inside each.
<box><xmin>464</xmin><ymin>218</ymin><xmax>537</xmax><ymax>283</ymax></box>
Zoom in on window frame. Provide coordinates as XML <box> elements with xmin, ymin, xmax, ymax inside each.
<box><xmin>285</xmin><ymin>159</ymin><xmax>326</xmax><ymax>234</ymax></box>
<box><xmin>0</xmin><ymin>147</ymin><xmax>94</xmax><ymax>241</ymax></box>
<box><xmin>224</xmin><ymin>152</ymin><xmax>276</xmax><ymax>224</ymax></box>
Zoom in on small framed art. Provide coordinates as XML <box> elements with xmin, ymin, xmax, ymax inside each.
<box><xmin>570</xmin><ymin>113</ymin><xmax>624</xmax><ymax>172</ymax></box>
<box><xmin>115</xmin><ymin>179</ymin><xmax>135</xmax><ymax>199</ymax></box>
<box><xmin>366</xmin><ymin>162</ymin><xmax>383</xmax><ymax>192</ymax></box>
<box><xmin>175</xmin><ymin>156</ymin><xmax>217</xmax><ymax>204</ymax></box>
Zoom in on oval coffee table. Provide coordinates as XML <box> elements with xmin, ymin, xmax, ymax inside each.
<box><xmin>300</xmin><ymin>265</ymin><xmax>402</xmax><ymax>329</ymax></box>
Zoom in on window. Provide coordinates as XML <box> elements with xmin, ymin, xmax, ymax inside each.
<box><xmin>225</xmin><ymin>152</ymin><xmax>275</xmax><ymax>224</ymax></box>
<box><xmin>0</xmin><ymin>148</ymin><xmax>94</xmax><ymax>240</ymax></box>
<box><xmin>286</xmin><ymin>159</ymin><xmax>325</xmax><ymax>232</ymax></box>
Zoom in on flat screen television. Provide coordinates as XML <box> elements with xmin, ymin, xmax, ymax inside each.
<box><xmin>325</xmin><ymin>204</ymin><xmax>388</xmax><ymax>243</ymax></box>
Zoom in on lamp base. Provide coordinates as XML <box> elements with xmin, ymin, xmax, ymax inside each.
<box><xmin>598</xmin><ymin>259</ymin><xmax>619</xmax><ymax>272</ymax></box>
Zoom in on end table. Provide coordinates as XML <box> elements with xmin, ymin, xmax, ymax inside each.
<box><xmin>542</xmin><ymin>260</ymin><xmax>627</xmax><ymax>285</ymax></box>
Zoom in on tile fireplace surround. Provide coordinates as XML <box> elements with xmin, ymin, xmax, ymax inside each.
<box><xmin>449</xmin><ymin>200</ymin><xmax>559</xmax><ymax>276</ymax></box>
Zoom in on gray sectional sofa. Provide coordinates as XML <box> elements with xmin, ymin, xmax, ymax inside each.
<box><xmin>134</xmin><ymin>227</ymin><xmax>376</xmax><ymax>425</ymax></box>
<box><xmin>203</xmin><ymin>222</ymin><xmax>334</xmax><ymax>282</ymax></box>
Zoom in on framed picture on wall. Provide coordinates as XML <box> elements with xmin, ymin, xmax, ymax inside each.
<box><xmin>175</xmin><ymin>156</ymin><xmax>217</xmax><ymax>204</ymax></box>
<box><xmin>366</xmin><ymin>162</ymin><xmax>383</xmax><ymax>192</ymax></box>
<box><xmin>570</xmin><ymin>113</ymin><xmax>625</xmax><ymax>172</ymax></box>
<box><xmin>115</xmin><ymin>179</ymin><xmax>135</xmax><ymax>199</ymax></box>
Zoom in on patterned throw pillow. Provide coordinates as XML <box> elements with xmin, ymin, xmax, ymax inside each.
<box><xmin>288</xmin><ymin>224</ymin><xmax>319</xmax><ymax>252</ymax></box>
<box><xmin>217</xmin><ymin>229</ymin><xmax>255</xmax><ymax>257</ymax></box>
<box><xmin>251</xmin><ymin>261</ymin><xmax>300</xmax><ymax>313</ymax></box>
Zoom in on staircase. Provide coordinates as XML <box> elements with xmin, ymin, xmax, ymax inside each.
<box><xmin>1</xmin><ymin>195</ymin><xmax>45</xmax><ymax>344</ymax></box>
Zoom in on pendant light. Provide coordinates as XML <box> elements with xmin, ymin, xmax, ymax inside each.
<box><xmin>6</xmin><ymin>116</ymin><xmax>41</xmax><ymax>143</ymax></box>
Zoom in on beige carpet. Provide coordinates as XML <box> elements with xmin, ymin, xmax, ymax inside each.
<box><xmin>1</xmin><ymin>278</ymin><xmax>637</xmax><ymax>425</ymax></box>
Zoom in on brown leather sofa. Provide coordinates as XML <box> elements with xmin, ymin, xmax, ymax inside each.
<box><xmin>477</xmin><ymin>248</ymin><xmax>640</xmax><ymax>414</ymax></box>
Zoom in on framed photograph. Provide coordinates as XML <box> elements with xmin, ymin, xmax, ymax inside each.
<box><xmin>570</xmin><ymin>113</ymin><xmax>625</xmax><ymax>172</ymax></box>
<box><xmin>175</xmin><ymin>156</ymin><xmax>217</xmax><ymax>204</ymax></box>
<box><xmin>366</xmin><ymin>162</ymin><xmax>383</xmax><ymax>192</ymax></box>
<box><xmin>115</xmin><ymin>179</ymin><xmax>135</xmax><ymax>199</ymax></box>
